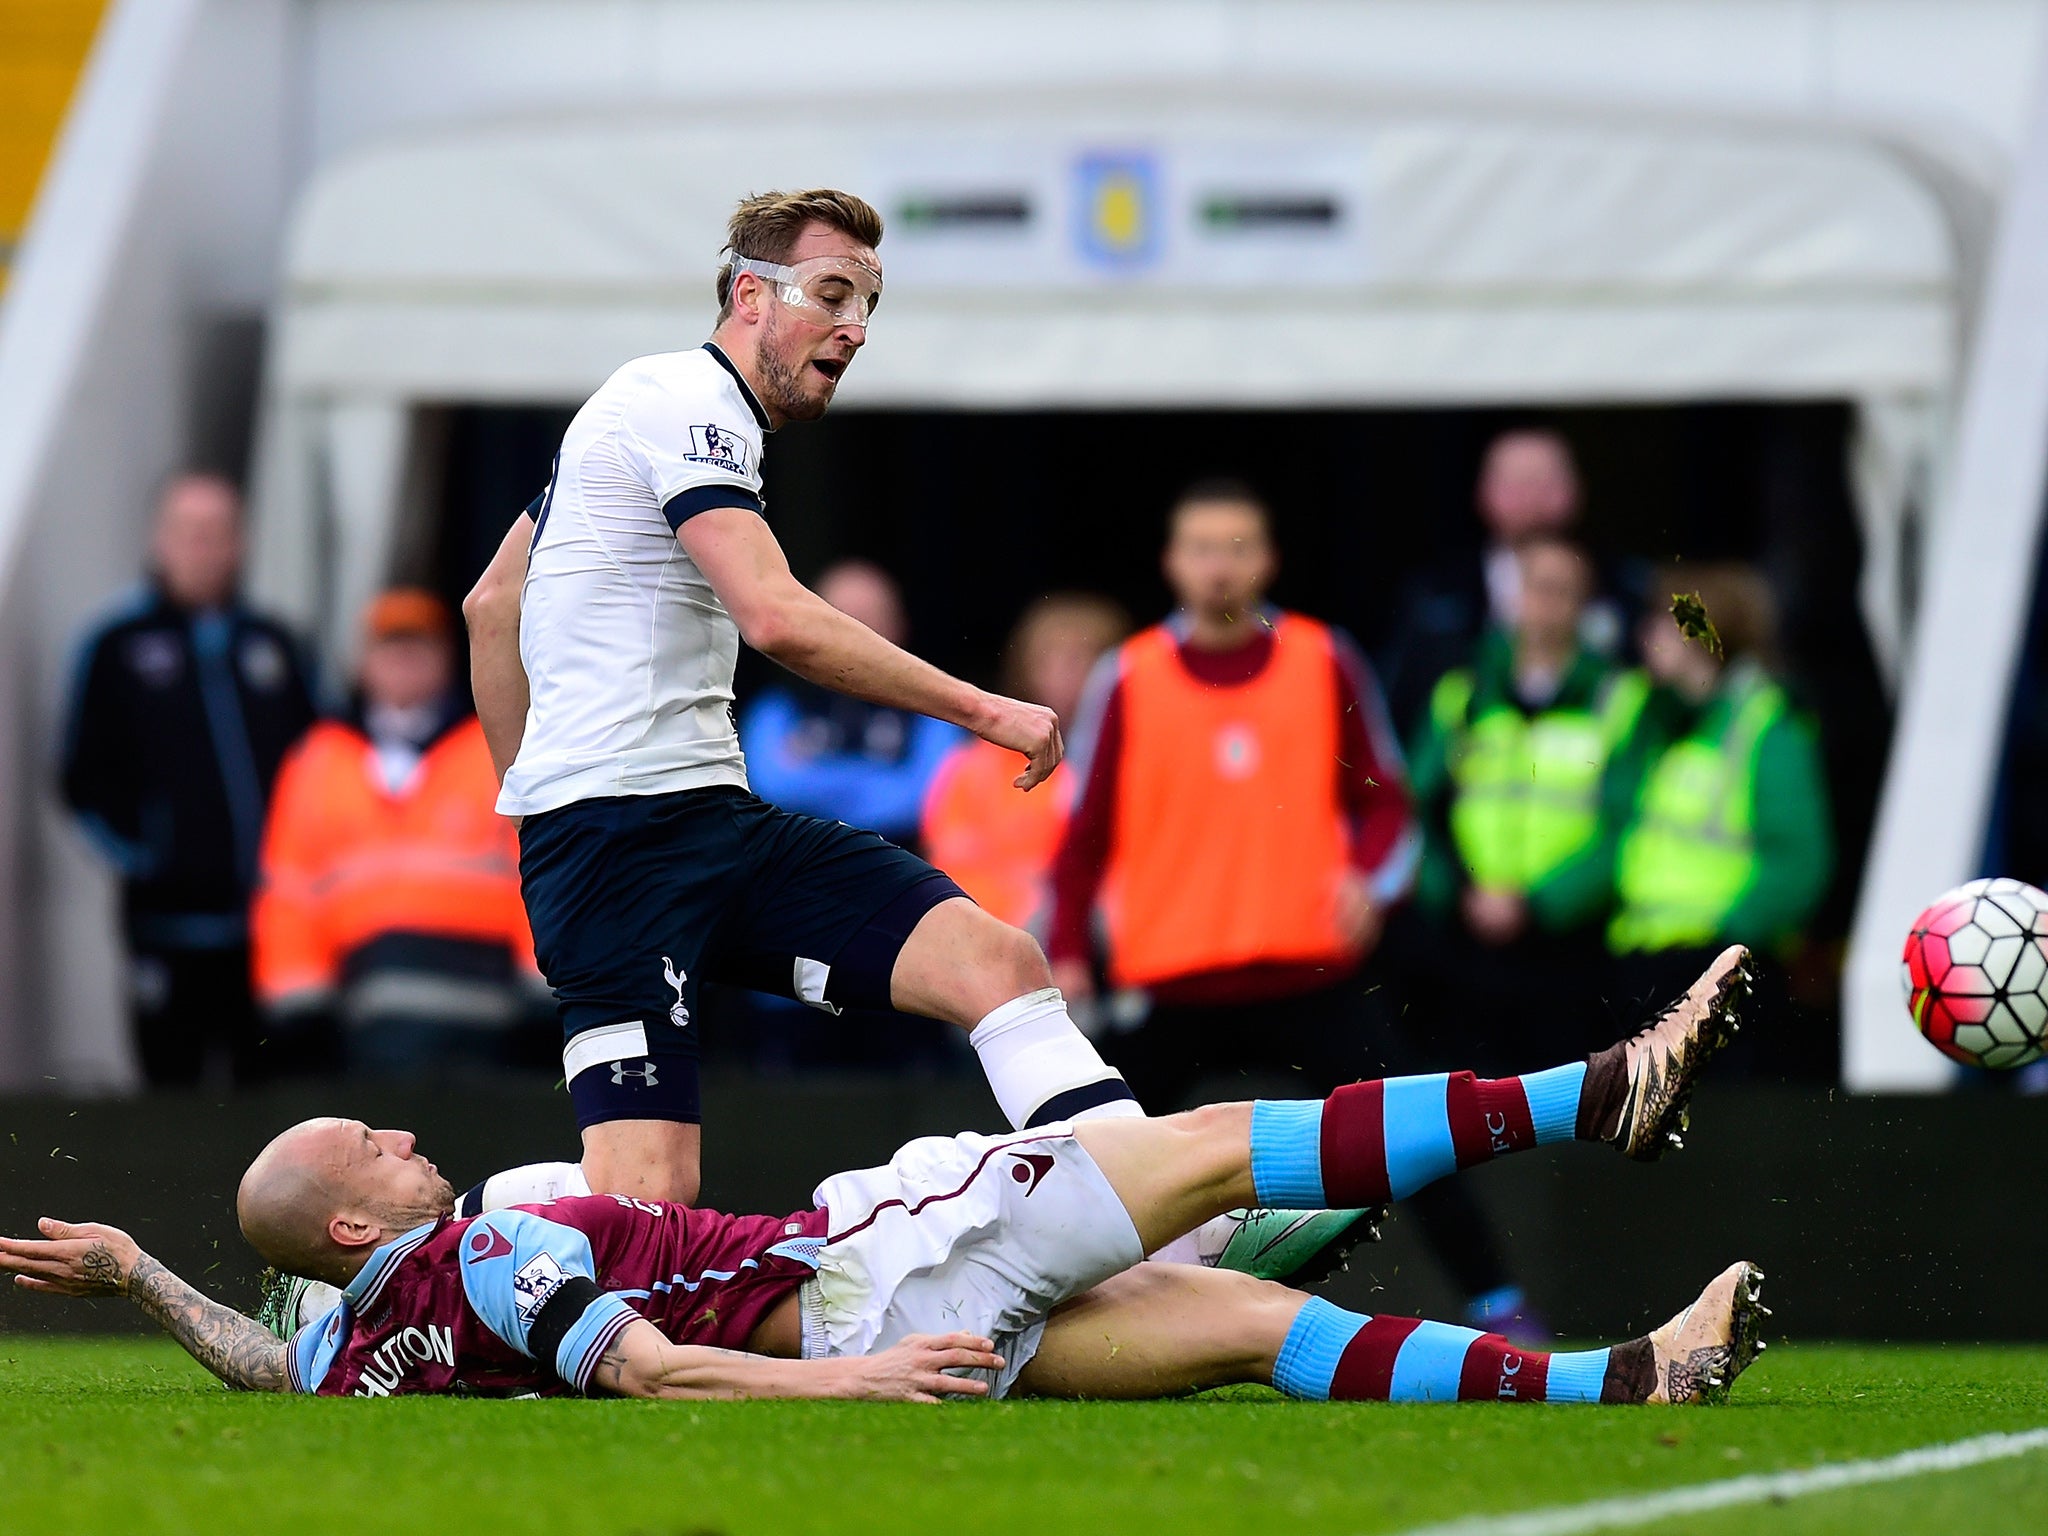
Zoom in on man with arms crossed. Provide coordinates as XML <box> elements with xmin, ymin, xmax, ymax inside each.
<box><xmin>3</xmin><ymin>949</ymin><xmax>1764</xmax><ymax>1406</ymax></box>
<box><xmin>462</xmin><ymin>188</ymin><xmax>1344</xmax><ymax>1274</ymax></box>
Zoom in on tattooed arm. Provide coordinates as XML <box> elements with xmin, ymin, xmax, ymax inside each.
<box><xmin>127</xmin><ymin>1252</ymin><xmax>290</xmax><ymax>1391</ymax></box>
<box><xmin>0</xmin><ymin>1218</ymin><xmax>288</xmax><ymax>1392</ymax></box>
<box><xmin>584</xmin><ymin>1316</ymin><xmax>1002</xmax><ymax>1402</ymax></box>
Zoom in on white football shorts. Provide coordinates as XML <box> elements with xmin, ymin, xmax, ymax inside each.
<box><xmin>799</xmin><ymin>1125</ymin><xmax>1145</xmax><ymax>1399</ymax></box>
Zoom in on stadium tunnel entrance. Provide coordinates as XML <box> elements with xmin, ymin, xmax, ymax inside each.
<box><xmin>420</xmin><ymin>396</ymin><xmax>1889</xmax><ymax>1078</ymax></box>
<box><xmin>198</xmin><ymin>96</ymin><xmax>1970</xmax><ymax>1094</ymax></box>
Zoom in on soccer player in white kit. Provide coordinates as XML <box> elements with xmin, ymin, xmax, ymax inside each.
<box><xmin>462</xmin><ymin>189</ymin><xmax>1361</xmax><ymax>1279</ymax></box>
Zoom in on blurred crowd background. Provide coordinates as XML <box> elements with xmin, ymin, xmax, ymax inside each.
<box><xmin>61</xmin><ymin>428</ymin><xmax>1850</xmax><ymax>1106</ymax></box>
<box><xmin>6</xmin><ymin>0</ymin><xmax>2048</xmax><ymax>1109</ymax></box>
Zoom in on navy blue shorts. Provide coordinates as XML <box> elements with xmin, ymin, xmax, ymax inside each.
<box><xmin>519</xmin><ymin>786</ymin><xmax>964</xmax><ymax>1129</ymax></box>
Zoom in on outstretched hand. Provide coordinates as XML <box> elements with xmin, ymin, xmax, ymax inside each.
<box><xmin>844</xmin><ymin>1332</ymin><xmax>1006</xmax><ymax>1402</ymax></box>
<box><xmin>0</xmin><ymin>1217</ymin><xmax>142</xmax><ymax>1297</ymax></box>
<box><xmin>975</xmin><ymin>694</ymin><xmax>1064</xmax><ymax>790</ymax></box>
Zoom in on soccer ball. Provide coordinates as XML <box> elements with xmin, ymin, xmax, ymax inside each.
<box><xmin>1901</xmin><ymin>877</ymin><xmax>2048</xmax><ymax>1069</ymax></box>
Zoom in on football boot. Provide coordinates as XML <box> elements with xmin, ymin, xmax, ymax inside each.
<box><xmin>1204</xmin><ymin>1206</ymin><xmax>1385</xmax><ymax>1286</ymax></box>
<box><xmin>1587</xmin><ymin>944</ymin><xmax>1751</xmax><ymax>1160</ymax></box>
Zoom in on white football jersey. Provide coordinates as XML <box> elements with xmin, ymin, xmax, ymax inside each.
<box><xmin>498</xmin><ymin>344</ymin><xmax>772</xmax><ymax>816</ymax></box>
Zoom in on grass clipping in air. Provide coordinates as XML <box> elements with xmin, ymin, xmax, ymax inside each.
<box><xmin>1671</xmin><ymin>590</ymin><xmax>1723</xmax><ymax>658</ymax></box>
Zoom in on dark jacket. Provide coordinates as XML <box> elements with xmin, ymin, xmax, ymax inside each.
<box><xmin>61</xmin><ymin>585</ymin><xmax>317</xmax><ymax>947</ymax></box>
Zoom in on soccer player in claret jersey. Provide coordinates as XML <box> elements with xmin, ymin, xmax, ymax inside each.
<box><xmin>459</xmin><ymin>186</ymin><xmax>1355</xmax><ymax>1277</ymax></box>
<box><xmin>2</xmin><ymin>949</ymin><xmax>1766</xmax><ymax>1407</ymax></box>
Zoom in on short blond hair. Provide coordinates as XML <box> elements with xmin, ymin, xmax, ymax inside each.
<box><xmin>715</xmin><ymin>188</ymin><xmax>884</xmax><ymax>318</ymax></box>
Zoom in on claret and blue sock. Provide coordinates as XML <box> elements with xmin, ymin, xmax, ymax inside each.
<box><xmin>1249</xmin><ymin>1055</ymin><xmax>1644</xmax><ymax>1404</ymax></box>
<box><xmin>1270</xmin><ymin>1295</ymin><xmax>1632</xmax><ymax>1404</ymax></box>
<box><xmin>1247</xmin><ymin>1061</ymin><xmax>1600</xmax><ymax>1211</ymax></box>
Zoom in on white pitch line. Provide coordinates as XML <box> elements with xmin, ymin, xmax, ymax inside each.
<box><xmin>1389</xmin><ymin>1427</ymin><xmax>2048</xmax><ymax>1536</ymax></box>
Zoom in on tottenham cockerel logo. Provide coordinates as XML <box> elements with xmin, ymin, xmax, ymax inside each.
<box><xmin>662</xmin><ymin>957</ymin><xmax>690</xmax><ymax>1029</ymax></box>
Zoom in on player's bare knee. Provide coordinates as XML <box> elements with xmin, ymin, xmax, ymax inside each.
<box><xmin>1167</xmin><ymin>1101</ymin><xmax>1254</xmax><ymax>1154</ymax></box>
<box><xmin>991</xmin><ymin>920</ymin><xmax>1053</xmax><ymax>996</ymax></box>
<box><xmin>580</xmin><ymin>1124</ymin><xmax>702</xmax><ymax>1206</ymax></box>
<box><xmin>1180</xmin><ymin>1100</ymin><xmax>1253</xmax><ymax>1135</ymax></box>
<box><xmin>587</xmin><ymin>1159</ymin><xmax>698</xmax><ymax>1206</ymax></box>
<box><xmin>1170</xmin><ymin>1265</ymin><xmax>1306</xmax><ymax>1373</ymax></box>
<box><xmin>958</xmin><ymin>917</ymin><xmax>1053</xmax><ymax>1017</ymax></box>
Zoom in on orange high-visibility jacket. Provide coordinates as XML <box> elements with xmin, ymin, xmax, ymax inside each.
<box><xmin>1103</xmin><ymin>615</ymin><xmax>1357</xmax><ymax>990</ymax></box>
<box><xmin>253</xmin><ymin>716</ymin><xmax>532</xmax><ymax>1004</ymax></box>
<box><xmin>921</xmin><ymin>736</ymin><xmax>1074</xmax><ymax>932</ymax></box>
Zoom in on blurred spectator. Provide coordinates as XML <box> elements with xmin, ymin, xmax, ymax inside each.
<box><xmin>1385</xmin><ymin>429</ymin><xmax>1623</xmax><ymax>732</ymax></box>
<box><xmin>253</xmin><ymin>590</ymin><xmax>540</xmax><ymax>1078</ymax></box>
<box><xmin>741</xmin><ymin>560</ymin><xmax>965</xmax><ymax>844</ymax></box>
<box><xmin>1607</xmin><ymin>564</ymin><xmax>1832</xmax><ymax>1061</ymax></box>
<box><xmin>921</xmin><ymin>593</ymin><xmax>1131</xmax><ymax>932</ymax></box>
<box><xmin>1050</xmin><ymin>479</ymin><xmax>1538</xmax><ymax>1335</ymax></box>
<box><xmin>60</xmin><ymin>473</ymin><xmax>317</xmax><ymax>1087</ymax></box>
<box><xmin>1402</xmin><ymin>537</ymin><xmax>1651</xmax><ymax>1065</ymax></box>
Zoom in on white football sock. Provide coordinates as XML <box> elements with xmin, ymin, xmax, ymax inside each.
<box><xmin>460</xmin><ymin>1160</ymin><xmax>591</xmax><ymax>1216</ymax></box>
<box><xmin>969</xmin><ymin>987</ymin><xmax>1141</xmax><ymax>1128</ymax></box>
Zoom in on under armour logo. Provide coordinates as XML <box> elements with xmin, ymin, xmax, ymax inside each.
<box><xmin>611</xmin><ymin>1060</ymin><xmax>659</xmax><ymax>1087</ymax></box>
<box><xmin>662</xmin><ymin>956</ymin><xmax>690</xmax><ymax>1029</ymax></box>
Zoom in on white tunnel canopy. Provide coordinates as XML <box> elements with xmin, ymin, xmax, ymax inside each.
<box><xmin>270</xmin><ymin>93</ymin><xmax>1960</xmax><ymax>409</ymax></box>
<box><xmin>251</xmin><ymin>92</ymin><xmax>1965</xmax><ymax>685</ymax></box>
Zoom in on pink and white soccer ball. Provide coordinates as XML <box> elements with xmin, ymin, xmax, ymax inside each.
<box><xmin>1901</xmin><ymin>877</ymin><xmax>2048</xmax><ymax>1069</ymax></box>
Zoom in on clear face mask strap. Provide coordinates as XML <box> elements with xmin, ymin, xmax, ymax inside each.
<box><xmin>722</xmin><ymin>252</ymin><xmax>876</xmax><ymax>325</ymax></box>
<box><xmin>723</xmin><ymin>253</ymin><xmax>802</xmax><ymax>308</ymax></box>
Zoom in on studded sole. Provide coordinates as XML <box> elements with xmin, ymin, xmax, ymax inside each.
<box><xmin>1623</xmin><ymin>947</ymin><xmax>1752</xmax><ymax>1163</ymax></box>
<box><xmin>1699</xmin><ymin>1262</ymin><xmax>1769</xmax><ymax>1406</ymax></box>
<box><xmin>1274</xmin><ymin>1205</ymin><xmax>1389</xmax><ymax>1289</ymax></box>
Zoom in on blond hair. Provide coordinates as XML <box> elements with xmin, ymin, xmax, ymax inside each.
<box><xmin>715</xmin><ymin>188</ymin><xmax>884</xmax><ymax>318</ymax></box>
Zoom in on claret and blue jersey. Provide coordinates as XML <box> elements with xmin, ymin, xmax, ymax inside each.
<box><xmin>287</xmin><ymin>1194</ymin><xmax>829</xmax><ymax>1398</ymax></box>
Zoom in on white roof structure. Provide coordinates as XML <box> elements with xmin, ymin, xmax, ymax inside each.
<box><xmin>251</xmin><ymin>95</ymin><xmax>1972</xmax><ymax>690</ymax></box>
<box><xmin>267</xmin><ymin>96</ymin><xmax>1963</xmax><ymax>410</ymax></box>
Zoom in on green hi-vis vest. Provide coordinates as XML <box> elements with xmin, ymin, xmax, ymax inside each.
<box><xmin>1434</xmin><ymin>666</ymin><xmax>1649</xmax><ymax>895</ymax></box>
<box><xmin>1609</xmin><ymin>668</ymin><xmax>1787</xmax><ymax>954</ymax></box>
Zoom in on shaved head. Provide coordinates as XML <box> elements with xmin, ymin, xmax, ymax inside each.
<box><xmin>238</xmin><ymin>1119</ymin><xmax>455</xmax><ymax>1285</ymax></box>
<box><xmin>238</xmin><ymin>1119</ymin><xmax>352</xmax><ymax>1278</ymax></box>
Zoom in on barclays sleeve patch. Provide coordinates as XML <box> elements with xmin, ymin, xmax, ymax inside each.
<box><xmin>684</xmin><ymin>424</ymin><xmax>751</xmax><ymax>477</ymax></box>
<box><xmin>513</xmin><ymin>1252</ymin><xmax>569</xmax><ymax>1325</ymax></box>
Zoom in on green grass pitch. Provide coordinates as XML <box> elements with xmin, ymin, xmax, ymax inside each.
<box><xmin>3</xmin><ymin>1336</ymin><xmax>2046</xmax><ymax>1534</ymax></box>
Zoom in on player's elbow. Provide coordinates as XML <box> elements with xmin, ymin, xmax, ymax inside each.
<box><xmin>462</xmin><ymin>572</ymin><xmax>518</xmax><ymax>635</ymax></box>
<box><xmin>596</xmin><ymin>1354</ymin><xmax>726</xmax><ymax>1401</ymax></box>
<box><xmin>733</xmin><ymin>594</ymin><xmax>811</xmax><ymax>663</ymax></box>
<box><xmin>604</xmin><ymin>1362</ymin><xmax>668</xmax><ymax>1399</ymax></box>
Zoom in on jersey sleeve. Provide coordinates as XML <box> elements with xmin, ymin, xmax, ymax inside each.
<box><xmin>455</xmin><ymin>1209</ymin><xmax>640</xmax><ymax>1394</ymax></box>
<box><xmin>286</xmin><ymin>1300</ymin><xmax>352</xmax><ymax>1393</ymax></box>
<box><xmin>617</xmin><ymin>374</ymin><xmax>766</xmax><ymax>532</ymax></box>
